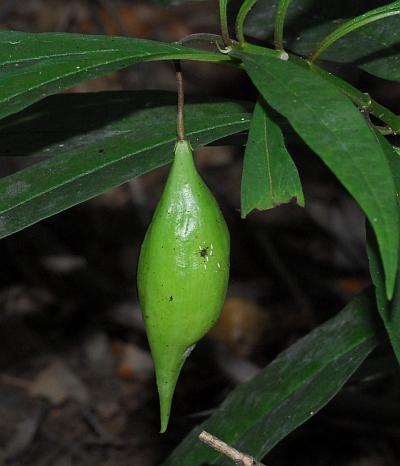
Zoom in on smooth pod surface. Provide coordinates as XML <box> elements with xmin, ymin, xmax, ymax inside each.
<box><xmin>137</xmin><ymin>140</ymin><xmax>230</xmax><ymax>433</ymax></box>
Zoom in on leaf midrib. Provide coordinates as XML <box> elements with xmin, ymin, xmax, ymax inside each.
<box><xmin>245</xmin><ymin>54</ymin><xmax>391</xmax><ymax>256</ymax></box>
<box><xmin>0</xmin><ymin>117</ymin><xmax>249</xmax><ymax>214</ymax></box>
<box><xmin>209</xmin><ymin>326</ymin><xmax>376</xmax><ymax>464</ymax></box>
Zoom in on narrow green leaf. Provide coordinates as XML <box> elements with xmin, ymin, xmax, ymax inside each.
<box><xmin>163</xmin><ymin>292</ymin><xmax>379</xmax><ymax>465</ymax></box>
<box><xmin>0</xmin><ymin>91</ymin><xmax>247</xmax><ymax>157</ymax></box>
<box><xmin>244</xmin><ymin>0</ymin><xmax>385</xmax><ymax>41</ymax></box>
<box><xmin>239</xmin><ymin>48</ymin><xmax>399</xmax><ymax>299</ymax></box>
<box><xmin>294</xmin><ymin>16</ymin><xmax>400</xmax><ymax>81</ymax></box>
<box><xmin>311</xmin><ymin>1</ymin><xmax>400</xmax><ymax>62</ymax></box>
<box><xmin>241</xmin><ymin>98</ymin><xmax>303</xmax><ymax>217</ymax></box>
<box><xmin>244</xmin><ymin>1</ymin><xmax>400</xmax><ymax>81</ymax></box>
<box><xmin>0</xmin><ymin>92</ymin><xmax>250</xmax><ymax>239</ymax></box>
<box><xmin>274</xmin><ymin>0</ymin><xmax>294</xmax><ymax>50</ymax></box>
<box><xmin>0</xmin><ymin>31</ymin><xmax>231</xmax><ymax>121</ymax></box>
<box><xmin>367</xmin><ymin>133</ymin><xmax>400</xmax><ymax>364</ymax></box>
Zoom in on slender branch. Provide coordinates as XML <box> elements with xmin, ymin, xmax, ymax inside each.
<box><xmin>274</xmin><ymin>0</ymin><xmax>293</xmax><ymax>50</ymax></box>
<box><xmin>235</xmin><ymin>0</ymin><xmax>257</xmax><ymax>44</ymax></box>
<box><xmin>308</xmin><ymin>61</ymin><xmax>400</xmax><ymax>133</ymax></box>
<box><xmin>199</xmin><ymin>431</ymin><xmax>266</xmax><ymax>466</ymax></box>
<box><xmin>219</xmin><ymin>0</ymin><xmax>232</xmax><ymax>46</ymax></box>
<box><xmin>175</xmin><ymin>61</ymin><xmax>185</xmax><ymax>141</ymax></box>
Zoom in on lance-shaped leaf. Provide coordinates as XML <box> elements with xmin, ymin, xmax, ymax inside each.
<box><xmin>244</xmin><ymin>0</ymin><xmax>386</xmax><ymax>41</ymax></box>
<box><xmin>0</xmin><ymin>91</ymin><xmax>251</xmax><ymax>239</ymax></box>
<box><xmin>367</xmin><ymin>133</ymin><xmax>400</xmax><ymax>364</ymax></box>
<box><xmin>0</xmin><ymin>31</ymin><xmax>231</xmax><ymax>121</ymax></box>
<box><xmin>244</xmin><ymin>0</ymin><xmax>400</xmax><ymax>81</ymax></box>
<box><xmin>239</xmin><ymin>48</ymin><xmax>399</xmax><ymax>299</ymax></box>
<box><xmin>241</xmin><ymin>98</ymin><xmax>303</xmax><ymax>217</ymax></box>
<box><xmin>310</xmin><ymin>1</ymin><xmax>400</xmax><ymax>62</ymax></box>
<box><xmin>163</xmin><ymin>291</ymin><xmax>380</xmax><ymax>465</ymax></box>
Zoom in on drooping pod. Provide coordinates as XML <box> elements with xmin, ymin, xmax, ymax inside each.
<box><xmin>137</xmin><ymin>139</ymin><xmax>230</xmax><ymax>433</ymax></box>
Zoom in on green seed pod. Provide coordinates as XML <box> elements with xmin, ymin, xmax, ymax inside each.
<box><xmin>137</xmin><ymin>139</ymin><xmax>230</xmax><ymax>433</ymax></box>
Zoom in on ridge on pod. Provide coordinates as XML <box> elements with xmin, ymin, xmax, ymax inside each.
<box><xmin>137</xmin><ymin>139</ymin><xmax>230</xmax><ymax>433</ymax></box>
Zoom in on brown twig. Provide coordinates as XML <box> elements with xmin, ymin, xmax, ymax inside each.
<box><xmin>175</xmin><ymin>60</ymin><xmax>185</xmax><ymax>141</ymax></box>
<box><xmin>199</xmin><ymin>431</ymin><xmax>266</xmax><ymax>466</ymax></box>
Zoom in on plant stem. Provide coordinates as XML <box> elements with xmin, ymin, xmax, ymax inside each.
<box><xmin>219</xmin><ymin>0</ymin><xmax>232</xmax><ymax>46</ymax></box>
<box><xmin>175</xmin><ymin>61</ymin><xmax>185</xmax><ymax>141</ymax></box>
<box><xmin>235</xmin><ymin>0</ymin><xmax>258</xmax><ymax>44</ymax></box>
<box><xmin>376</xmin><ymin>125</ymin><xmax>398</xmax><ymax>135</ymax></box>
<box><xmin>274</xmin><ymin>0</ymin><xmax>293</xmax><ymax>50</ymax></box>
<box><xmin>308</xmin><ymin>61</ymin><xmax>400</xmax><ymax>133</ymax></box>
<box><xmin>282</xmin><ymin>54</ymin><xmax>400</xmax><ymax>132</ymax></box>
<box><xmin>231</xmin><ymin>41</ymin><xmax>289</xmax><ymax>60</ymax></box>
<box><xmin>199</xmin><ymin>431</ymin><xmax>266</xmax><ymax>466</ymax></box>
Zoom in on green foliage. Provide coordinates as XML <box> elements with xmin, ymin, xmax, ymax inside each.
<box><xmin>0</xmin><ymin>31</ymin><xmax>232</xmax><ymax>120</ymax></box>
<box><xmin>0</xmin><ymin>92</ymin><xmax>250</xmax><ymax>239</ymax></box>
<box><xmin>238</xmin><ymin>46</ymin><xmax>399</xmax><ymax>299</ymax></box>
<box><xmin>241</xmin><ymin>98</ymin><xmax>304</xmax><ymax>216</ymax></box>
<box><xmin>274</xmin><ymin>0</ymin><xmax>294</xmax><ymax>49</ymax></box>
<box><xmin>163</xmin><ymin>292</ymin><xmax>379</xmax><ymax>465</ymax></box>
<box><xmin>310</xmin><ymin>1</ymin><xmax>400</xmax><ymax>62</ymax></box>
<box><xmin>1</xmin><ymin>0</ymin><xmax>400</xmax><ymax>461</ymax></box>
<box><xmin>244</xmin><ymin>0</ymin><xmax>400</xmax><ymax>81</ymax></box>
<box><xmin>367</xmin><ymin>133</ymin><xmax>400</xmax><ymax>364</ymax></box>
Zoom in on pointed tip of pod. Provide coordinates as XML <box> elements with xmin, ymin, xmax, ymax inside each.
<box><xmin>154</xmin><ymin>345</ymin><xmax>196</xmax><ymax>433</ymax></box>
<box><xmin>154</xmin><ymin>351</ymin><xmax>183</xmax><ymax>434</ymax></box>
<box><xmin>159</xmin><ymin>393</ymin><xmax>172</xmax><ymax>433</ymax></box>
<box><xmin>157</xmin><ymin>368</ymin><xmax>178</xmax><ymax>434</ymax></box>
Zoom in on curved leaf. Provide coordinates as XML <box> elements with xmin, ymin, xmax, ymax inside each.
<box><xmin>0</xmin><ymin>31</ymin><xmax>231</xmax><ymax>121</ymax></box>
<box><xmin>244</xmin><ymin>0</ymin><xmax>400</xmax><ymax>81</ymax></box>
<box><xmin>241</xmin><ymin>98</ymin><xmax>304</xmax><ymax>217</ymax></box>
<box><xmin>163</xmin><ymin>292</ymin><xmax>379</xmax><ymax>465</ymax></box>
<box><xmin>238</xmin><ymin>47</ymin><xmax>399</xmax><ymax>298</ymax></box>
<box><xmin>311</xmin><ymin>1</ymin><xmax>400</xmax><ymax>62</ymax></box>
<box><xmin>367</xmin><ymin>134</ymin><xmax>400</xmax><ymax>364</ymax></box>
<box><xmin>304</xmin><ymin>16</ymin><xmax>400</xmax><ymax>81</ymax></box>
<box><xmin>244</xmin><ymin>0</ymin><xmax>387</xmax><ymax>41</ymax></box>
<box><xmin>0</xmin><ymin>92</ymin><xmax>251</xmax><ymax>239</ymax></box>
